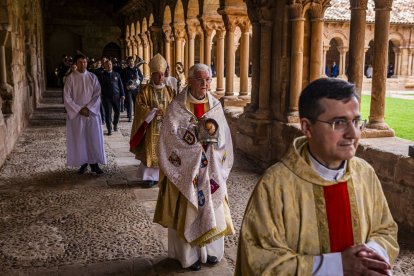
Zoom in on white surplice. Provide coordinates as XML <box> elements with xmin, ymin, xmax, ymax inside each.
<box><xmin>64</xmin><ymin>70</ymin><xmax>107</xmax><ymax>167</ymax></box>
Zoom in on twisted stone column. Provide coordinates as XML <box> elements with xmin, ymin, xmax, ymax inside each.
<box><xmin>347</xmin><ymin>0</ymin><xmax>368</xmax><ymax>97</ymax></box>
<box><xmin>368</xmin><ymin>0</ymin><xmax>394</xmax><ymax>131</ymax></box>
<box><xmin>288</xmin><ymin>4</ymin><xmax>305</xmax><ymax>119</ymax></box>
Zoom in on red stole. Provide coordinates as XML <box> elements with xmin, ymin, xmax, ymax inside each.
<box><xmin>323</xmin><ymin>182</ymin><xmax>354</xmax><ymax>252</ymax></box>
<box><xmin>193</xmin><ymin>103</ymin><xmax>205</xmax><ymax>119</ymax></box>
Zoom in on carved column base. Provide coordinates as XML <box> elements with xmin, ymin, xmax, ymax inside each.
<box><xmin>366</xmin><ymin>120</ymin><xmax>391</xmax><ymax>130</ymax></box>
<box><xmin>361</xmin><ymin>128</ymin><xmax>395</xmax><ymax>138</ymax></box>
<box><xmin>220</xmin><ymin>95</ymin><xmax>248</xmax><ymax>107</ymax></box>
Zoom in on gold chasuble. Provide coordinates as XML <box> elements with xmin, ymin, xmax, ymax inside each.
<box><xmin>235</xmin><ymin>137</ymin><xmax>399</xmax><ymax>276</ymax></box>
<box><xmin>154</xmin><ymin>89</ymin><xmax>235</xmax><ymax>247</ymax></box>
<box><xmin>130</xmin><ymin>83</ymin><xmax>175</xmax><ymax>167</ymax></box>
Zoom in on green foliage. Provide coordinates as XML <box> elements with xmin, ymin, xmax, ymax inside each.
<box><xmin>360</xmin><ymin>95</ymin><xmax>414</xmax><ymax>141</ymax></box>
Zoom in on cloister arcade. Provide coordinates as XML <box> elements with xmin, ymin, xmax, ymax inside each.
<box><xmin>0</xmin><ymin>0</ymin><xmax>414</xmax><ymax>235</ymax></box>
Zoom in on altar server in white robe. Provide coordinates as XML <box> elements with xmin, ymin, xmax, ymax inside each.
<box><xmin>64</xmin><ymin>54</ymin><xmax>107</xmax><ymax>175</ymax></box>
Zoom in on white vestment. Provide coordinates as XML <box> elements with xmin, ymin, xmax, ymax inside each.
<box><xmin>64</xmin><ymin>70</ymin><xmax>107</xmax><ymax>167</ymax></box>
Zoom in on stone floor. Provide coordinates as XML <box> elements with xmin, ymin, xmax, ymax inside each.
<box><xmin>0</xmin><ymin>89</ymin><xmax>413</xmax><ymax>275</ymax></box>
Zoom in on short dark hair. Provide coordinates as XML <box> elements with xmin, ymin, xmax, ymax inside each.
<box><xmin>126</xmin><ymin>56</ymin><xmax>134</xmax><ymax>62</ymax></box>
<box><xmin>298</xmin><ymin>78</ymin><xmax>359</xmax><ymax>121</ymax></box>
<box><xmin>74</xmin><ymin>54</ymin><xmax>87</xmax><ymax>62</ymax></box>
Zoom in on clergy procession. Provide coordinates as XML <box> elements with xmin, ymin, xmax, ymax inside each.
<box><xmin>62</xmin><ymin>50</ymin><xmax>398</xmax><ymax>274</ymax></box>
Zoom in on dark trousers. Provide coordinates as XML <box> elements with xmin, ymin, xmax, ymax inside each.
<box><xmin>102</xmin><ymin>96</ymin><xmax>120</xmax><ymax>132</ymax></box>
<box><xmin>124</xmin><ymin>90</ymin><xmax>133</xmax><ymax>119</ymax></box>
<box><xmin>100</xmin><ymin>101</ymin><xmax>105</xmax><ymax>123</ymax></box>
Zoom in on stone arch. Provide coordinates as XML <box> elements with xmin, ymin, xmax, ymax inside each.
<box><xmin>130</xmin><ymin>22</ymin><xmax>135</xmax><ymax>36</ymax></box>
<box><xmin>389</xmin><ymin>32</ymin><xmax>404</xmax><ymax>47</ymax></box>
<box><xmin>187</xmin><ymin>0</ymin><xmax>199</xmax><ymax>19</ymax></box>
<box><xmin>136</xmin><ymin>21</ymin><xmax>141</xmax><ymax>35</ymax></box>
<box><xmin>126</xmin><ymin>25</ymin><xmax>130</xmax><ymax>38</ymax></box>
<box><xmin>324</xmin><ymin>30</ymin><xmax>348</xmax><ymax>47</ymax></box>
<box><xmin>174</xmin><ymin>0</ymin><xmax>185</xmax><ymax>23</ymax></box>
<box><xmin>102</xmin><ymin>42</ymin><xmax>121</xmax><ymax>60</ymax></box>
<box><xmin>164</xmin><ymin>5</ymin><xmax>172</xmax><ymax>25</ymax></box>
<box><xmin>142</xmin><ymin>17</ymin><xmax>148</xmax><ymax>32</ymax></box>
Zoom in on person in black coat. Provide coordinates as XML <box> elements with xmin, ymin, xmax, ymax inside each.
<box><xmin>122</xmin><ymin>56</ymin><xmax>144</xmax><ymax>122</ymax></box>
<box><xmin>99</xmin><ymin>60</ymin><xmax>125</xmax><ymax>135</ymax></box>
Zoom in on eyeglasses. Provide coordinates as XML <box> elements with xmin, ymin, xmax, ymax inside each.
<box><xmin>314</xmin><ymin>118</ymin><xmax>367</xmax><ymax>131</ymax></box>
<box><xmin>191</xmin><ymin>78</ymin><xmax>212</xmax><ymax>84</ymax></box>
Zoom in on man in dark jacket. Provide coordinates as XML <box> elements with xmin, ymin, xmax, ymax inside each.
<box><xmin>122</xmin><ymin>56</ymin><xmax>144</xmax><ymax>122</ymax></box>
<box><xmin>99</xmin><ymin>60</ymin><xmax>125</xmax><ymax>135</ymax></box>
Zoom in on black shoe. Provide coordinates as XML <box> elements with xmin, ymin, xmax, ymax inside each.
<box><xmin>127</xmin><ymin>117</ymin><xmax>132</xmax><ymax>122</ymax></box>
<box><xmin>113</xmin><ymin>125</ymin><xmax>118</xmax><ymax>131</ymax></box>
<box><xmin>146</xmin><ymin>180</ymin><xmax>158</xmax><ymax>188</ymax></box>
<box><xmin>107</xmin><ymin>130</ymin><xmax>112</xmax><ymax>135</ymax></box>
<box><xmin>189</xmin><ymin>260</ymin><xmax>201</xmax><ymax>271</ymax></box>
<box><xmin>90</xmin><ymin>164</ymin><xmax>104</xmax><ymax>174</ymax></box>
<box><xmin>207</xmin><ymin>255</ymin><xmax>219</xmax><ymax>265</ymax></box>
<box><xmin>77</xmin><ymin>163</ymin><xmax>88</xmax><ymax>175</ymax></box>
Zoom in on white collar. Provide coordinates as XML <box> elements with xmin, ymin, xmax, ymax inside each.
<box><xmin>151</xmin><ymin>82</ymin><xmax>165</xmax><ymax>89</ymax></box>
<box><xmin>188</xmin><ymin>89</ymin><xmax>207</xmax><ymax>103</ymax></box>
<box><xmin>308</xmin><ymin>151</ymin><xmax>347</xmax><ymax>182</ymax></box>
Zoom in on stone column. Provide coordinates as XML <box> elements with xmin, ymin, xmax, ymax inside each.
<box><xmin>198</xmin><ymin>27</ymin><xmax>204</xmax><ymax>64</ymax></box>
<box><xmin>0</xmin><ymin>28</ymin><xmax>10</xmax><ymax>84</ymax></box>
<box><xmin>253</xmin><ymin>18</ymin><xmax>273</xmax><ymax>119</ymax></box>
<box><xmin>138</xmin><ymin>38</ymin><xmax>143</xmax><ymax>60</ymax></box>
<box><xmin>400</xmin><ymin>47</ymin><xmax>409</xmax><ymax>77</ymax></box>
<box><xmin>146</xmin><ymin>31</ymin><xmax>153</xmax><ymax>58</ymax></box>
<box><xmin>223</xmin><ymin>15</ymin><xmax>237</xmax><ymax>98</ymax></box>
<box><xmin>309</xmin><ymin>3</ymin><xmax>324</xmax><ymax>81</ymax></box>
<box><xmin>203</xmin><ymin>24</ymin><xmax>213</xmax><ymax>67</ymax></box>
<box><xmin>140</xmin><ymin>34</ymin><xmax>150</xmax><ymax>77</ymax></box>
<box><xmin>338</xmin><ymin>46</ymin><xmax>348</xmax><ymax>78</ymax></box>
<box><xmin>368</xmin><ymin>0</ymin><xmax>394</xmax><ymax>131</ymax></box>
<box><xmin>322</xmin><ymin>45</ymin><xmax>329</xmax><ymax>76</ymax></box>
<box><xmin>239</xmin><ymin>19</ymin><xmax>250</xmax><ymax>99</ymax></box>
<box><xmin>288</xmin><ymin>4</ymin><xmax>305</xmax><ymax>120</ymax></box>
<box><xmin>187</xmin><ymin>24</ymin><xmax>197</xmax><ymax>67</ymax></box>
<box><xmin>393</xmin><ymin>47</ymin><xmax>400</xmax><ymax>76</ymax></box>
<box><xmin>132</xmin><ymin>35</ymin><xmax>138</xmax><ymax>59</ymax></box>
<box><xmin>174</xmin><ymin>25</ymin><xmax>186</xmax><ymax>65</ymax></box>
<box><xmin>215</xmin><ymin>30</ymin><xmax>225</xmax><ymax>96</ymax></box>
<box><xmin>408</xmin><ymin>49</ymin><xmax>414</xmax><ymax>76</ymax></box>
<box><xmin>347</xmin><ymin>0</ymin><xmax>368</xmax><ymax>97</ymax></box>
<box><xmin>184</xmin><ymin>39</ymin><xmax>189</xmax><ymax>76</ymax></box>
<box><xmin>248</xmin><ymin>19</ymin><xmax>260</xmax><ymax>112</ymax></box>
<box><xmin>163</xmin><ymin>26</ymin><xmax>172</xmax><ymax>67</ymax></box>
<box><xmin>150</xmin><ymin>25</ymin><xmax>162</xmax><ymax>55</ymax></box>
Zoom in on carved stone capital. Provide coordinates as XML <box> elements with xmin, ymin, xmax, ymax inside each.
<box><xmin>309</xmin><ymin>2</ymin><xmax>323</xmax><ymax>19</ymax></box>
<box><xmin>186</xmin><ymin>19</ymin><xmax>199</xmax><ymax>39</ymax></box>
<box><xmin>374</xmin><ymin>0</ymin><xmax>393</xmax><ymax>10</ymax></box>
<box><xmin>162</xmin><ymin>25</ymin><xmax>172</xmax><ymax>42</ymax></box>
<box><xmin>216</xmin><ymin>30</ymin><xmax>225</xmax><ymax>40</ymax></box>
<box><xmin>223</xmin><ymin>15</ymin><xmax>239</xmax><ymax>32</ymax></box>
<box><xmin>289</xmin><ymin>2</ymin><xmax>304</xmax><ymax>19</ymax></box>
<box><xmin>139</xmin><ymin>34</ymin><xmax>148</xmax><ymax>46</ymax></box>
<box><xmin>337</xmin><ymin>46</ymin><xmax>349</xmax><ymax>53</ymax></box>
<box><xmin>350</xmin><ymin>0</ymin><xmax>368</xmax><ymax>9</ymax></box>
<box><xmin>239</xmin><ymin>17</ymin><xmax>251</xmax><ymax>33</ymax></box>
<box><xmin>174</xmin><ymin>25</ymin><xmax>186</xmax><ymax>40</ymax></box>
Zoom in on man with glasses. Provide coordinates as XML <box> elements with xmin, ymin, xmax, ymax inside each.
<box><xmin>236</xmin><ymin>78</ymin><xmax>398</xmax><ymax>275</ymax></box>
<box><xmin>155</xmin><ymin>64</ymin><xmax>234</xmax><ymax>271</ymax></box>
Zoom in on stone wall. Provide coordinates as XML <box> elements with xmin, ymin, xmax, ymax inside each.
<box><xmin>0</xmin><ymin>0</ymin><xmax>45</xmax><ymax>169</ymax></box>
<box><xmin>226</xmin><ymin>113</ymin><xmax>414</xmax><ymax>234</ymax></box>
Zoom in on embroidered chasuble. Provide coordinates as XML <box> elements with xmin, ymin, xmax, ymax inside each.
<box><xmin>155</xmin><ymin>88</ymin><xmax>235</xmax><ymax>246</ymax></box>
<box><xmin>235</xmin><ymin>137</ymin><xmax>399</xmax><ymax>275</ymax></box>
<box><xmin>129</xmin><ymin>83</ymin><xmax>175</xmax><ymax>167</ymax></box>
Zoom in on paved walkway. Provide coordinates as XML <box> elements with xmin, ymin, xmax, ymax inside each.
<box><xmin>0</xmin><ymin>89</ymin><xmax>412</xmax><ymax>275</ymax></box>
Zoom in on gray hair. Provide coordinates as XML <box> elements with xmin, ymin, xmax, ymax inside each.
<box><xmin>188</xmin><ymin>63</ymin><xmax>212</xmax><ymax>79</ymax></box>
